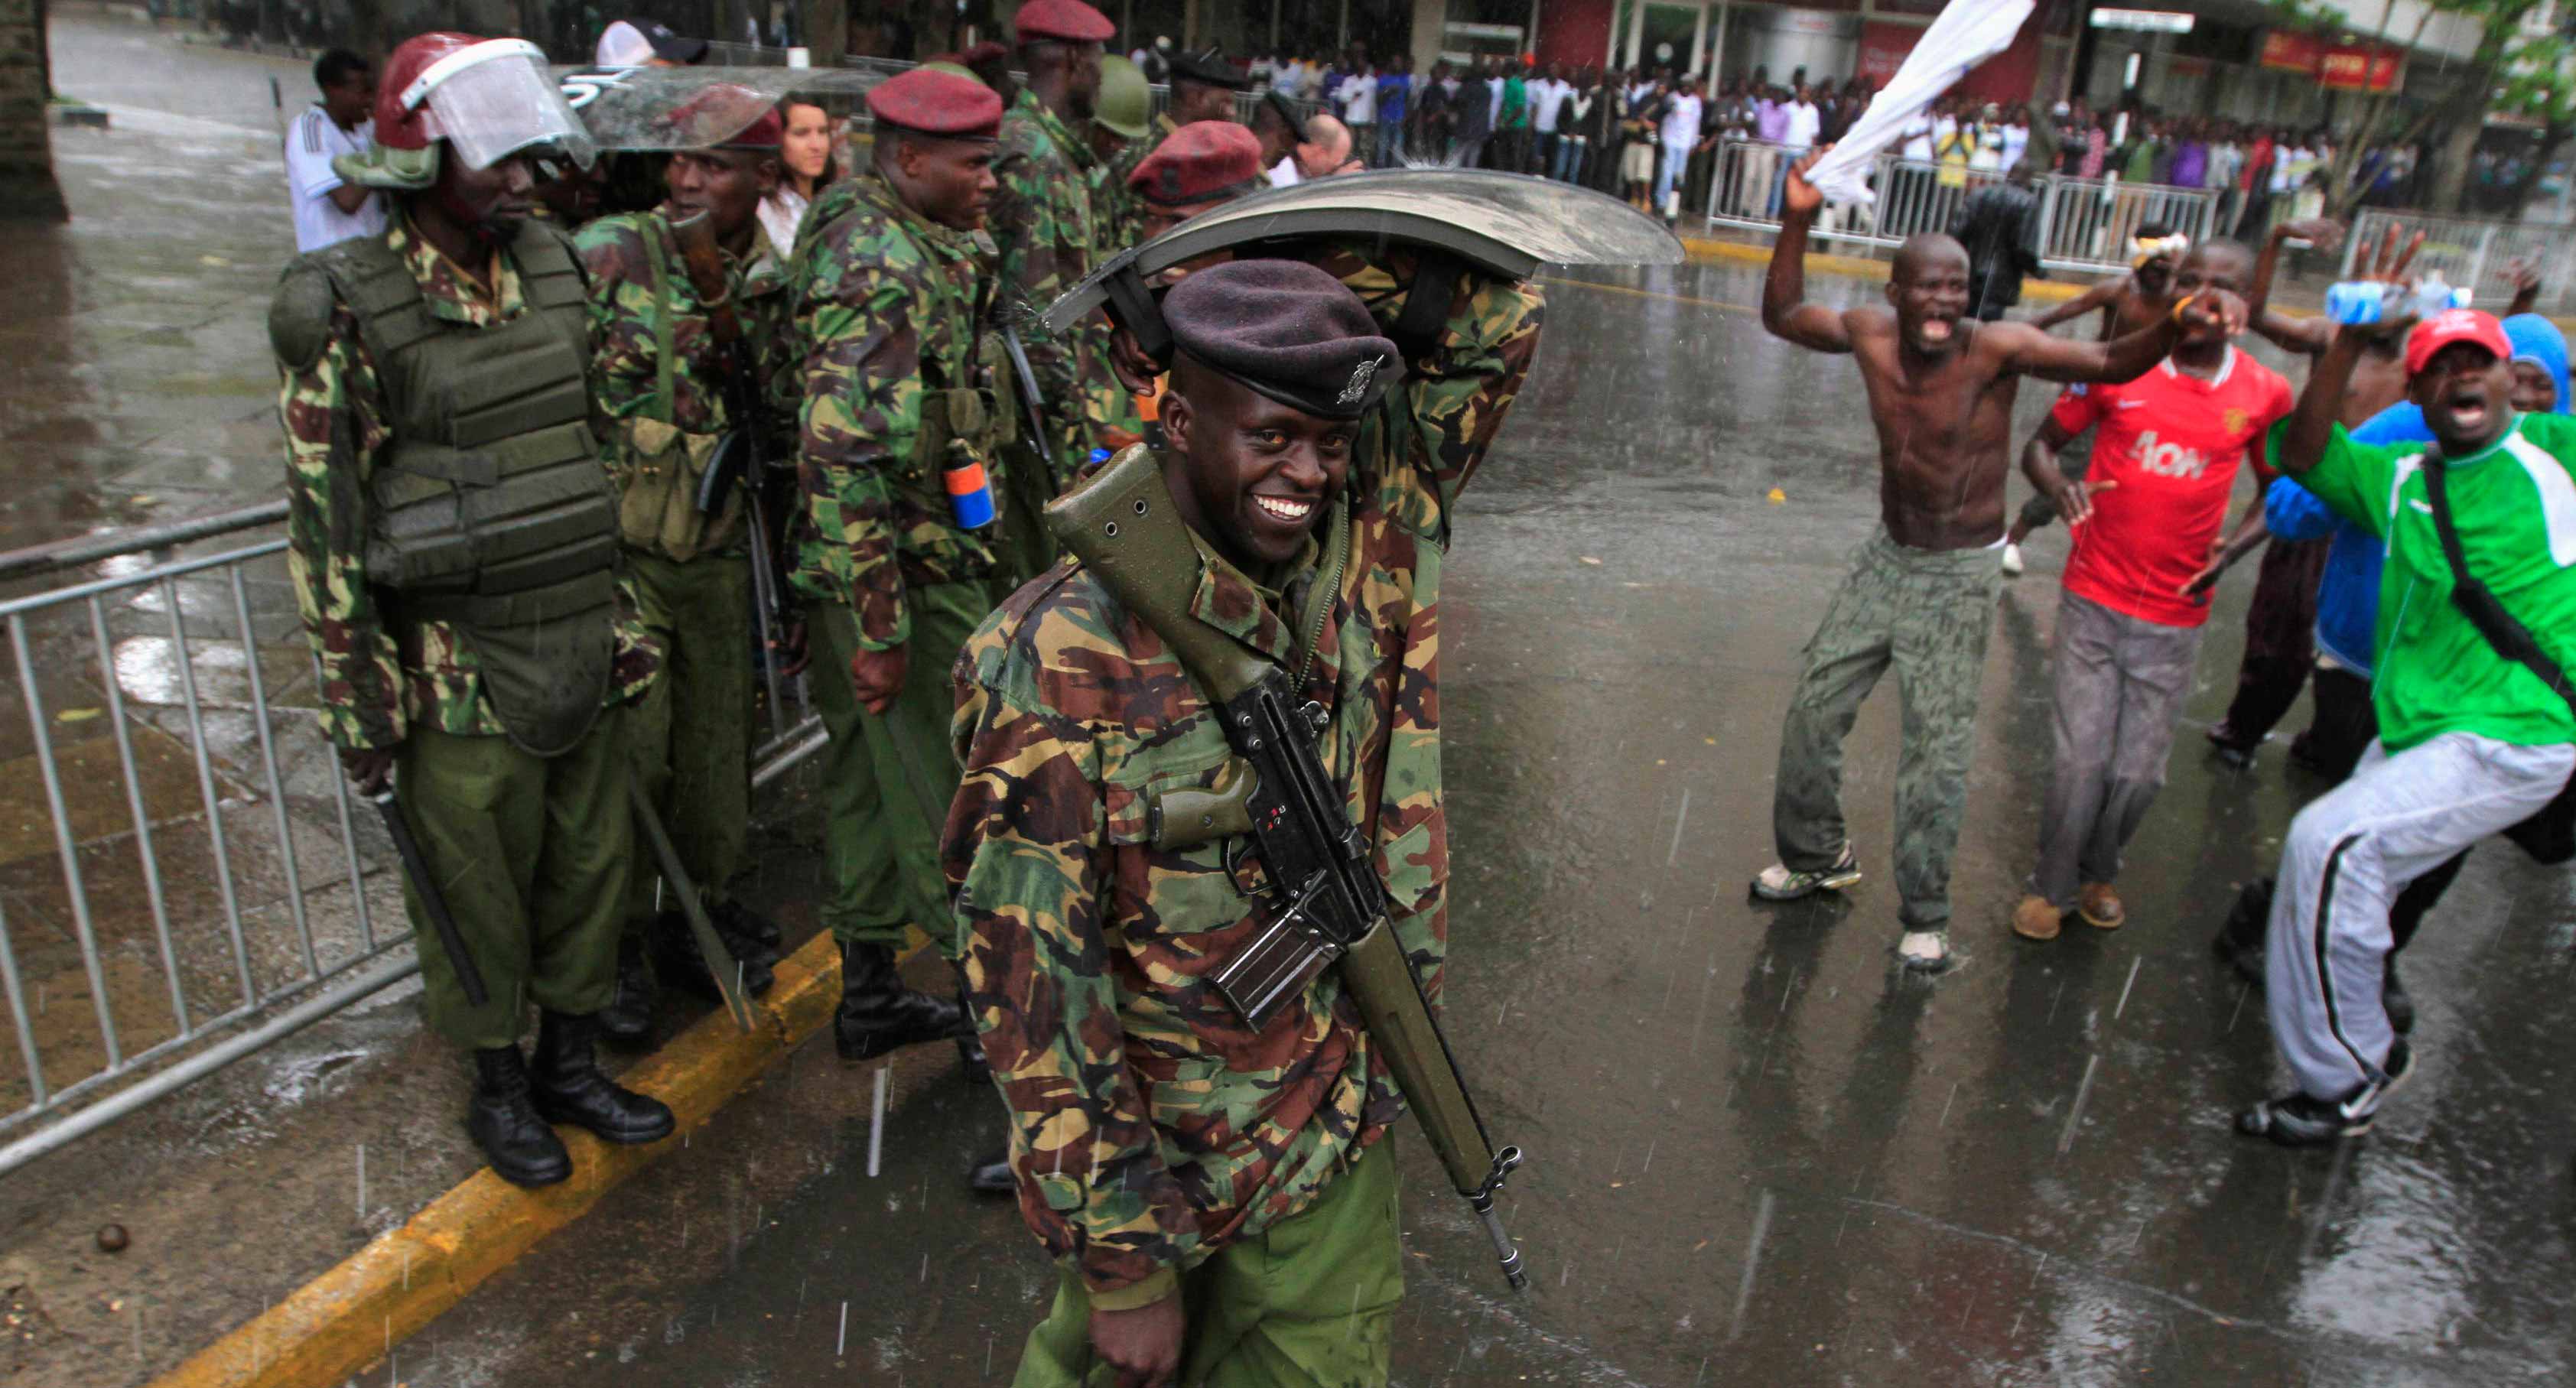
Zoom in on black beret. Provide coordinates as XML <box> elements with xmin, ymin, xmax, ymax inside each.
<box><xmin>1164</xmin><ymin>260</ymin><xmax>1400</xmax><ymax>421</ymax></box>
<box><xmin>1167</xmin><ymin>47</ymin><xmax>1252</xmax><ymax>89</ymax></box>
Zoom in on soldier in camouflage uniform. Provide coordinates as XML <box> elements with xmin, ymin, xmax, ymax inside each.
<box><xmin>1138</xmin><ymin>44</ymin><xmax>1251</xmax><ymax>167</ymax></box>
<box><xmin>784</xmin><ymin>67</ymin><xmax>1008</xmax><ymax>1106</ymax></box>
<box><xmin>271</xmin><ymin>32</ymin><xmax>673</xmax><ymax>1188</ymax></box>
<box><xmin>948</xmin><ymin>254</ymin><xmax>1543</xmax><ymax>1382</ymax></box>
<box><xmin>1127</xmin><ymin>121</ymin><xmax>1267</xmax><ymax>245</ymax></box>
<box><xmin>1085</xmin><ymin>54</ymin><xmax>1150</xmax><ymax>258</ymax></box>
<box><xmin>994</xmin><ymin>0</ymin><xmax>1142</xmax><ymax>489</ymax></box>
<box><xmin>575</xmin><ymin>96</ymin><xmax>795</xmax><ymax>1042</ymax></box>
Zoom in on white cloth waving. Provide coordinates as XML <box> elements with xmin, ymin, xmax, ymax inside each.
<box><xmin>1801</xmin><ymin>0</ymin><xmax>2035</xmax><ymax>206</ymax></box>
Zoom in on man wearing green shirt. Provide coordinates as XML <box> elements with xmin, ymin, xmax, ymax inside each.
<box><xmin>2243</xmin><ymin>307</ymin><xmax>2576</xmax><ymax>1146</ymax></box>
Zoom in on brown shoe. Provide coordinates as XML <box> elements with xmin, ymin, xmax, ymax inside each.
<box><xmin>2011</xmin><ymin>895</ymin><xmax>2062</xmax><ymax>941</ymax></box>
<box><xmin>2078</xmin><ymin>883</ymin><xmax>2126</xmax><ymax>930</ymax></box>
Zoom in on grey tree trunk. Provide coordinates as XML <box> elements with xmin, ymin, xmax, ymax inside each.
<box><xmin>0</xmin><ymin>0</ymin><xmax>67</xmax><ymax>221</ymax></box>
<box><xmin>2429</xmin><ymin>99</ymin><xmax>2486</xmax><ymax>214</ymax></box>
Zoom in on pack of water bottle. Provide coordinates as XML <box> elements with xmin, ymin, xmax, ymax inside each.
<box><xmin>2326</xmin><ymin>272</ymin><xmax>2472</xmax><ymax>325</ymax></box>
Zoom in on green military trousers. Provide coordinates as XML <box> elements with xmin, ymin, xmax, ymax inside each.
<box><xmin>808</xmin><ymin>580</ymin><xmax>991</xmax><ymax>953</ymax></box>
<box><xmin>1012</xmin><ymin>1140</ymin><xmax>1403</xmax><ymax>1387</ymax></box>
<box><xmin>621</xmin><ymin>550</ymin><xmax>754</xmax><ymax>924</ymax></box>
<box><xmin>394</xmin><ymin>705</ymin><xmax>632</xmax><ymax>1050</ymax></box>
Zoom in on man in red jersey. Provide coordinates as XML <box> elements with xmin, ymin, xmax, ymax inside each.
<box><xmin>2012</xmin><ymin>239</ymin><xmax>2294</xmax><ymax>941</ymax></box>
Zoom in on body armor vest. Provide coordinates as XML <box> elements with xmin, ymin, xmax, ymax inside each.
<box><xmin>307</xmin><ymin>223</ymin><xmax>620</xmax><ymax>757</ymax></box>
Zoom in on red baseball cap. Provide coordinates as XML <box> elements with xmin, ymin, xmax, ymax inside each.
<box><xmin>2406</xmin><ymin>308</ymin><xmax>2513</xmax><ymax>378</ymax></box>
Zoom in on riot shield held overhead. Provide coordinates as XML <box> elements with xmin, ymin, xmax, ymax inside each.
<box><xmin>1039</xmin><ymin>169</ymin><xmax>1684</xmax><ymax>334</ymax></box>
<box><xmin>556</xmin><ymin>65</ymin><xmax>893</xmax><ymax>151</ymax></box>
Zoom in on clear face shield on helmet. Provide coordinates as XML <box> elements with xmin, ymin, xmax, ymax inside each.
<box><xmin>406</xmin><ymin>39</ymin><xmax>600</xmax><ymax>173</ymax></box>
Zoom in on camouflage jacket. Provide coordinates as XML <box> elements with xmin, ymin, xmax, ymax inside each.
<box><xmin>1090</xmin><ymin>133</ymin><xmax>1144</xmax><ymax>258</ymax></box>
<box><xmin>990</xmin><ymin>89</ymin><xmax>1136</xmax><ymax>484</ymax></box>
<box><xmin>575</xmin><ymin>210</ymin><xmax>795</xmax><ymax>554</ymax></box>
<box><xmin>946</xmin><ymin>261</ymin><xmax>1545</xmax><ymax>1304</ymax></box>
<box><xmin>278</xmin><ymin>215</ymin><xmax>659</xmax><ymax>751</ymax></box>
<box><xmin>785</xmin><ymin>173</ymin><xmax>996</xmax><ymax>648</ymax></box>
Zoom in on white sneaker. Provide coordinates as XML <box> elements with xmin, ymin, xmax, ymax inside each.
<box><xmin>2000</xmin><ymin>542</ymin><xmax>2025</xmax><ymax>577</ymax></box>
<box><xmin>1897</xmin><ymin>930</ymin><xmax>1952</xmax><ymax>973</ymax></box>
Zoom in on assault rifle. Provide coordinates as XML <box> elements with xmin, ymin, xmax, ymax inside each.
<box><xmin>1045</xmin><ymin>450</ymin><xmax>1528</xmax><ymax>1292</ymax></box>
<box><xmin>668</xmin><ymin>210</ymin><xmax>791</xmax><ymax>731</ymax></box>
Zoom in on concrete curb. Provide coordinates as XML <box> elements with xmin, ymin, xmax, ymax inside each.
<box><xmin>1677</xmin><ymin>232</ymin><xmax>2090</xmax><ymax>304</ymax></box>
<box><xmin>147</xmin><ymin>932</ymin><xmax>849</xmax><ymax>1388</ymax></box>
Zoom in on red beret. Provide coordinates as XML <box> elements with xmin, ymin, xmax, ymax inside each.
<box><xmin>660</xmin><ymin>83</ymin><xmax>785</xmax><ymax>151</ymax></box>
<box><xmin>1128</xmin><ymin>120</ymin><xmax>1265</xmax><ymax>209</ymax></box>
<box><xmin>1013</xmin><ymin>0</ymin><xmax>1115</xmax><ymax>44</ymax></box>
<box><xmin>866</xmin><ymin>67</ymin><xmax>1003</xmax><ymax>141</ymax></box>
<box><xmin>959</xmin><ymin>40</ymin><xmax>1010</xmax><ymax>66</ymax></box>
<box><xmin>720</xmin><ymin>104</ymin><xmax>783</xmax><ymax>150</ymax></box>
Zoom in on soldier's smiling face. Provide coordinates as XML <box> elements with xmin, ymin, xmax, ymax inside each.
<box><xmin>1161</xmin><ymin>359</ymin><xmax>1352</xmax><ymax>573</ymax></box>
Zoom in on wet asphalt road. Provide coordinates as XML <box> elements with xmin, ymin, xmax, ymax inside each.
<box><xmin>32</xmin><ymin>21</ymin><xmax>2576</xmax><ymax>1386</ymax></box>
<box><xmin>384</xmin><ymin>263</ymin><xmax>2576</xmax><ymax>1387</ymax></box>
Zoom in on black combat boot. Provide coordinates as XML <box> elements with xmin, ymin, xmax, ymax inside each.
<box><xmin>958</xmin><ymin>1031</ymin><xmax>993</xmax><ymax>1086</ymax></box>
<box><xmin>834</xmin><ymin>941</ymin><xmax>965</xmax><ymax>1061</ymax></box>
<box><xmin>713</xmin><ymin>898</ymin><xmax>783</xmax><ymax>951</ymax></box>
<box><xmin>528</xmin><ymin>1011</ymin><xmax>677</xmax><ymax>1145</ymax></box>
<box><xmin>952</xmin><ymin>967</ymin><xmax>990</xmax><ymax>1084</ymax></box>
<box><xmin>467</xmin><ymin>1045</ymin><xmax>572</xmax><ymax>1188</ymax></box>
<box><xmin>652</xmin><ymin>909</ymin><xmax>775</xmax><ymax>1000</ymax></box>
<box><xmin>968</xmin><ymin>1149</ymin><xmax>1015</xmax><ymax>1195</ymax></box>
<box><xmin>597</xmin><ymin>931</ymin><xmax>654</xmax><ymax>1047</ymax></box>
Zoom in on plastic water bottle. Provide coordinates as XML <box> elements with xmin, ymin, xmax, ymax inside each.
<box><xmin>2410</xmin><ymin>272</ymin><xmax>2470</xmax><ymax>317</ymax></box>
<box><xmin>2328</xmin><ymin>275</ymin><xmax>2472</xmax><ymax>325</ymax></box>
<box><xmin>2326</xmin><ymin>281</ymin><xmax>2387</xmax><ymax>324</ymax></box>
<box><xmin>943</xmin><ymin>442</ymin><xmax>996</xmax><ymax>530</ymax></box>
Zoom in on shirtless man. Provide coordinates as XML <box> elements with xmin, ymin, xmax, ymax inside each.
<box><xmin>2001</xmin><ymin>224</ymin><xmax>2194</xmax><ymax>571</ymax></box>
<box><xmin>1748</xmin><ymin>149</ymin><xmax>2240</xmax><ymax>970</ymax></box>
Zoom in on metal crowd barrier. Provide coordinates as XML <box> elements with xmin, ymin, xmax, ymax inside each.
<box><xmin>2343</xmin><ymin>207</ymin><xmax>2576</xmax><ymax>314</ymax></box>
<box><xmin>0</xmin><ymin>503</ymin><xmax>823</xmax><ymax>1176</ymax></box>
<box><xmin>1698</xmin><ymin>141</ymin><xmax>2220</xmax><ymax>277</ymax></box>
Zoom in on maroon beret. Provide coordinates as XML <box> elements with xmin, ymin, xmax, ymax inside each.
<box><xmin>958</xmin><ymin>40</ymin><xmax>1010</xmax><ymax>67</ymax></box>
<box><xmin>1013</xmin><ymin>0</ymin><xmax>1115</xmax><ymax>44</ymax></box>
<box><xmin>1127</xmin><ymin>121</ymin><xmax>1265</xmax><ymax>209</ymax></box>
<box><xmin>865</xmin><ymin>67</ymin><xmax>1003</xmax><ymax>141</ymax></box>
<box><xmin>1164</xmin><ymin>260</ymin><xmax>1401</xmax><ymax>421</ymax></box>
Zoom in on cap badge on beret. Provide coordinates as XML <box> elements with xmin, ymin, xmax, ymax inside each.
<box><xmin>1337</xmin><ymin>356</ymin><xmax>1386</xmax><ymax>408</ymax></box>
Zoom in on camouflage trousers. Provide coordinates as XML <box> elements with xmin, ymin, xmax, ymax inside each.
<box><xmin>1012</xmin><ymin>1139</ymin><xmax>1402</xmax><ymax>1387</ymax></box>
<box><xmin>2028</xmin><ymin>591</ymin><xmax>2205</xmax><ymax>909</ymax></box>
<box><xmin>1772</xmin><ymin>528</ymin><xmax>2002</xmax><ymax>931</ymax></box>
<box><xmin>621</xmin><ymin>551</ymin><xmax>753</xmax><ymax>925</ymax></box>
<box><xmin>808</xmin><ymin>582</ymin><xmax>991</xmax><ymax>954</ymax></box>
<box><xmin>395</xmin><ymin>706</ymin><xmax>631</xmax><ymax>1050</ymax></box>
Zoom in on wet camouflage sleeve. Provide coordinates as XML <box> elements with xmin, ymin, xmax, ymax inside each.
<box><xmin>945</xmin><ymin>612</ymin><xmax>1203</xmax><ymax>1300</ymax></box>
<box><xmin>1313</xmin><ymin>246</ymin><xmax>1548</xmax><ymax>507</ymax></box>
<box><xmin>279</xmin><ymin>307</ymin><xmax>405</xmax><ymax>749</ymax></box>
<box><xmin>579</xmin><ymin>214</ymin><xmax>792</xmax><ymax>444</ymax></box>
<box><xmin>794</xmin><ymin>224</ymin><xmax>934</xmax><ymax>649</ymax></box>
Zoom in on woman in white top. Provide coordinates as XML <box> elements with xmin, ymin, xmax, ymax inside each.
<box><xmin>761</xmin><ymin>99</ymin><xmax>837</xmax><ymax>259</ymax></box>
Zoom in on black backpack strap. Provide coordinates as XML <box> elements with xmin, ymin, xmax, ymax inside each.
<box><xmin>2422</xmin><ymin>457</ymin><xmax>2576</xmax><ymax>713</ymax></box>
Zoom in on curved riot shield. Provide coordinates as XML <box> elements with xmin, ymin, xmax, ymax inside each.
<box><xmin>557</xmin><ymin>65</ymin><xmax>894</xmax><ymax>151</ymax></box>
<box><xmin>1039</xmin><ymin>169</ymin><xmax>1683</xmax><ymax>334</ymax></box>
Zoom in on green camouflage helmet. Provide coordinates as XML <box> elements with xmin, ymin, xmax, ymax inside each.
<box><xmin>1095</xmin><ymin>54</ymin><xmax>1149</xmax><ymax>141</ymax></box>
